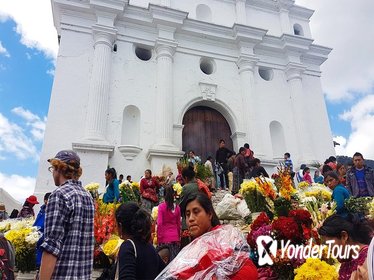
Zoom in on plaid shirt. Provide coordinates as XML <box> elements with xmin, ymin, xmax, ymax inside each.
<box><xmin>41</xmin><ymin>180</ymin><xmax>94</xmax><ymax>279</ymax></box>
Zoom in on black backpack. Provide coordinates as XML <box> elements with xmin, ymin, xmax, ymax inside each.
<box><xmin>0</xmin><ymin>236</ymin><xmax>15</xmax><ymax>280</ymax></box>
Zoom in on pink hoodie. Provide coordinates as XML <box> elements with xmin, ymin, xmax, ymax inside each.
<box><xmin>157</xmin><ymin>202</ymin><xmax>181</xmax><ymax>244</ymax></box>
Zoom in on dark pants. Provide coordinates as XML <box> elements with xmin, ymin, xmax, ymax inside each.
<box><xmin>218</xmin><ymin>163</ymin><xmax>228</xmax><ymax>189</ymax></box>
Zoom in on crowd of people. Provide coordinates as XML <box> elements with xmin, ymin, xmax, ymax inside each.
<box><xmin>1</xmin><ymin>147</ymin><xmax>374</xmax><ymax>279</ymax></box>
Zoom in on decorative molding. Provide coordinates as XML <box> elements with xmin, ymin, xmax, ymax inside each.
<box><xmin>199</xmin><ymin>82</ymin><xmax>217</xmax><ymax>101</ymax></box>
<box><xmin>72</xmin><ymin>141</ymin><xmax>115</xmax><ymax>153</ymax></box>
<box><xmin>92</xmin><ymin>24</ymin><xmax>117</xmax><ymax>46</ymax></box>
<box><xmin>237</xmin><ymin>55</ymin><xmax>258</xmax><ymax>73</ymax></box>
<box><xmin>146</xmin><ymin>148</ymin><xmax>185</xmax><ymax>161</ymax></box>
<box><xmin>285</xmin><ymin>62</ymin><xmax>306</xmax><ymax>81</ymax></box>
<box><xmin>231</xmin><ymin>131</ymin><xmax>246</xmax><ymax>139</ymax></box>
<box><xmin>149</xmin><ymin>4</ymin><xmax>187</xmax><ymax>27</ymax></box>
<box><xmin>117</xmin><ymin>145</ymin><xmax>142</xmax><ymax>160</ymax></box>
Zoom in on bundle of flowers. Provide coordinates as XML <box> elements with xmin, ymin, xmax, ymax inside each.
<box><xmin>298</xmin><ymin>181</ymin><xmax>310</xmax><ymax>190</ymax></box>
<box><xmin>294</xmin><ymin>258</ymin><xmax>338</xmax><ymax>280</ymax></box>
<box><xmin>172</xmin><ymin>182</ymin><xmax>183</xmax><ymax>197</ymax></box>
<box><xmin>4</xmin><ymin>224</ymin><xmax>40</xmax><ymax>272</ymax></box>
<box><xmin>0</xmin><ymin>218</ymin><xmax>34</xmax><ymax>233</ymax></box>
<box><xmin>344</xmin><ymin>196</ymin><xmax>373</xmax><ymax>215</ymax></box>
<box><xmin>119</xmin><ymin>181</ymin><xmax>139</xmax><ymax>203</ymax></box>
<box><xmin>176</xmin><ymin>157</ymin><xmax>212</xmax><ymax>180</ymax></box>
<box><xmin>151</xmin><ymin>206</ymin><xmax>158</xmax><ymax>221</ymax></box>
<box><xmin>85</xmin><ymin>182</ymin><xmax>100</xmax><ymax>200</ymax></box>
<box><xmin>368</xmin><ymin>198</ymin><xmax>374</xmax><ymax>219</ymax></box>
<box><xmin>93</xmin><ymin>200</ymin><xmax>118</xmax><ymax>268</ymax></box>
<box><xmin>276</xmin><ymin>167</ymin><xmax>296</xmax><ymax>200</ymax></box>
<box><xmin>239</xmin><ymin>177</ymin><xmax>276</xmax><ymax>213</ymax></box>
<box><xmin>101</xmin><ymin>234</ymin><xmax>123</xmax><ymax>259</ymax></box>
<box><xmin>303</xmin><ymin>198</ymin><xmax>336</xmax><ymax>228</ymax></box>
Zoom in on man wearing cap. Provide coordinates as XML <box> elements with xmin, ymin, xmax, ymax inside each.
<box><xmin>40</xmin><ymin>150</ymin><xmax>94</xmax><ymax>279</ymax></box>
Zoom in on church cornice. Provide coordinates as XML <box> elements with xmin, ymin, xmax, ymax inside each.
<box><xmin>51</xmin><ymin>0</ymin><xmax>331</xmax><ymax>71</ymax></box>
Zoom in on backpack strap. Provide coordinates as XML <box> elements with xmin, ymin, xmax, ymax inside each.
<box><xmin>115</xmin><ymin>239</ymin><xmax>137</xmax><ymax>280</ymax></box>
<box><xmin>127</xmin><ymin>239</ymin><xmax>137</xmax><ymax>258</ymax></box>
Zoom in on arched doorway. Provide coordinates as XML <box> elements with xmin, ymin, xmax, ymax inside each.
<box><xmin>182</xmin><ymin>106</ymin><xmax>233</xmax><ymax>161</ymax></box>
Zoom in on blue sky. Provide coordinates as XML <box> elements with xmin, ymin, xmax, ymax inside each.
<box><xmin>0</xmin><ymin>0</ymin><xmax>374</xmax><ymax>202</ymax></box>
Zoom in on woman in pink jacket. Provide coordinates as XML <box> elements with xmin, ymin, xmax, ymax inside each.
<box><xmin>157</xmin><ymin>186</ymin><xmax>181</xmax><ymax>263</ymax></box>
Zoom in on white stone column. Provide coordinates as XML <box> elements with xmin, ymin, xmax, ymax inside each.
<box><xmin>286</xmin><ymin>66</ymin><xmax>315</xmax><ymax>162</ymax></box>
<box><xmin>237</xmin><ymin>56</ymin><xmax>265</xmax><ymax>157</ymax></box>
<box><xmin>235</xmin><ymin>0</ymin><xmax>247</xmax><ymax>25</ymax></box>
<box><xmin>84</xmin><ymin>25</ymin><xmax>116</xmax><ymax>141</ymax></box>
<box><xmin>154</xmin><ymin>40</ymin><xmax>177</xmax><ymax>147</ymax></box>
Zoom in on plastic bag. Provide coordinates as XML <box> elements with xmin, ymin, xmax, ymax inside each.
<box><xmin>155</xmin><ymin>225</ymin><xmax>250</xmax><ymax>280</ymax></box>
<box><xmin>215</xmin><ymin>194</ymin><xmax>241</xmax><ymax>220</ymax></box>
<box><xmin>236</xmin><ymin>199</ymin><xmax>250</xmax><ymax>218</ymax></box>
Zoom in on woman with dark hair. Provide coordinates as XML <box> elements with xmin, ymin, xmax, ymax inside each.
<box><xmin>156</xmin><ymin>193</ymin><xmax>258</xmax><ymax>279</ymax></box>
<box><xmin>302</xmin><ymin>167</ymin><xmax>312</xmax><ymax>184</ymax></box>
<box><xmin>179</xmin><ymin>166</ymin><xmax>200</xmax><ymax>248</ymax></box>
<box><xmin>140</xmin><ymin>169</ymin><xmax>159</xmax><ymax>213</ymax></box>
<box><xmin>103</xmin><ymin>167</ymin><xmax>120</xmax><ymax>203</ymax></box>
<box><xmin>321</xmin><ymin>164</ymin><xmax>333</xmax><ymax>177</ymax></box>
<box><xmin>115</xmin><ymin>202</ymin><xmax>165</xmax><ymax>279</ymax></box>
<box><xmin>319</xmin><ymin>214</ymin><xmax>373</xmax><ymax>280</ymax></box>
<box><xmin>324</xmin><ymin>171</ymin><xmax>350</xmax><ymax>216</ymax></box>
<box><xmin>157</xmin><ymin>186</ymin><xmax>181</xmax><ymax>262</ymax></box>
<box><xmin>337</xmin><ymin>162</ymin><xmax>347</xmax><ymax>186</ymax></box>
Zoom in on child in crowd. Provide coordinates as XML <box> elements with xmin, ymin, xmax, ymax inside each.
<box><xmin>302</xmin><ymin>167</ymin><xmax>312</xmax><ymax>184</ymax></box>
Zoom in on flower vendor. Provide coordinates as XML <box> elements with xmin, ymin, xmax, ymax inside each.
<box><xmin>140</xmin><ymin>169</ymin><xmax>159</xmax><ymax>213</ymax></box>
<box><xmin>115</xmin><ymin>202</ymin><xmax>165</xmax><ymax>279</ymax></box>
<box><xmin>103</xmin><ymin>167</ymin><xmax>120</xmax><ymax>203</ymax></box>
<box><xmin>156</xmin><ymin>193</ymin><xmax>258</xmax><ymax>280</ymax></box>
<box><xmin>319</xmin><ymin>214</ymin><xmax>373</xmax><ymax>280</ymax></box>
<box><xmin>324</xmin><ymin>171</ymin><xmax>350</xmax><ymax>216</ymax></box>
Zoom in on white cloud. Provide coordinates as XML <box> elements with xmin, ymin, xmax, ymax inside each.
<box><xmin>0</xmin><ymin>0</ymin><xmax>58</xmax><ymax>59</ymax></box>
<box><xmin>0</xmin><ymin>111</ymin><xmax>40</xmax><ymax>160</ymax></box>
<box><xmin>0</xmin><ymin>41</ymin><xmax>10</xmax><ymax>57</ymax></box>
<box><xmin>333</xmin><ymin>135</ymin><xmax>347</xmax><ymax>156</ymax></box>
<box><xmin>334</xmin><ymin>94</ymin><xmax>374</xmax><ymax>158</ymax></box>
<box><xmin>0</xmin><ymin>172</ymin><xmax>35</xmax><ymax>203</ymax></box>
<box><xmin>296</xmin><ymin>0</ymin><xmax>374</xmax><ymax>102</ymax></box>
<box><xmin>12</xmin><ymin>107</ymin><xmax>46</xmax><ymax>141</ymax></box>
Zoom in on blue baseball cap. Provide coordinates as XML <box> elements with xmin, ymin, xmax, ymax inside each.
<box><xmin>48</xmin><ymin>150</ymin><xmax>80</xmax><ymax>167</ymax></box>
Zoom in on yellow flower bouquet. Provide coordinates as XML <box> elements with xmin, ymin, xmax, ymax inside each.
<box><xmin>101</xmin><ymin>235</ymin><xmax>123</xmax><ymax>259</ymax></box>
<box><xmin>294</xmin><ymin>258</ymin><xmax>338</xmax><ymax>280</ymax></box>
<box><xmin>5</xmin><ymin>224</ymin><xmax>40</xmax><ymax>272</ymax></box>
<box><xmin>85</xmin><ymin>182</ymin><xmax>100</xmax><ymax>200</ymax></box>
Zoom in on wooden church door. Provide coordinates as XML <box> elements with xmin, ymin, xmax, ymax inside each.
<box><xmin>182</xmin><ymin>106</ymin><xmax>233</xmax><ymax>162</ymax></box>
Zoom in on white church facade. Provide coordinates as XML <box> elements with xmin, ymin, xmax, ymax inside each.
<box><xmin>35</xmin><ymin>0</ymin><xmax>335</xmax><ymax>195</ymax></box>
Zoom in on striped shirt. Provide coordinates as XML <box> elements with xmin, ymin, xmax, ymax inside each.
<box><xmin>41</xmin><ymin>180</ymin><xmax>94</xmax><ymax>279</ymax></box>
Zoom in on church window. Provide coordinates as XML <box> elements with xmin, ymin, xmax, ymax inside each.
<box><xmin>258</xmin><ymin>67</ymin><xmax>273</xmax><ymax>81</ymax></box>
<box><xmin>269</xmin><ymin>121</ymin><xmax>286</xmax><ymax>159</ymax></box>
<box><xmin>122</xmin><ymin>105</ymin><xmax>141</xmax><ymax>146</ymax></box>
<box><xmin>293</xmin><ymin>24</ymin><xmax>304</xmax><ymax>36</ymax></box>
<box><xmin>196</xmin><ymin>4</ymin><xmax>212</xmax><ymax>22</ymax></box>
<box><xmin>135</xmin><ymin>46</ymin><xmax>152</xmax><ymax>61</ymax></box>
<box><xmin>200</xmin><ymin>58</ymin><xmax>215</xmax><ymax>75</ymax></box>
